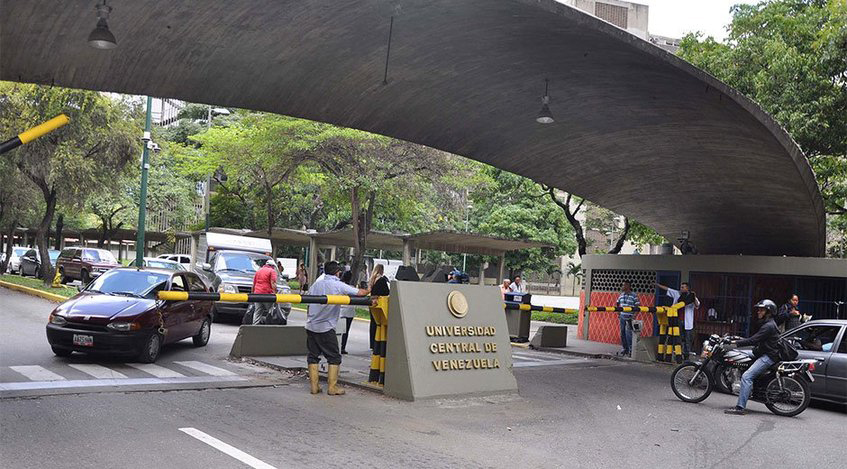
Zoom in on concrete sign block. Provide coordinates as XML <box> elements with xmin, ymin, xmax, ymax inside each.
<box><xmin>384</xmin><ymin>281</ymin><xmax>518</xmax><ymax>401</ymax></box>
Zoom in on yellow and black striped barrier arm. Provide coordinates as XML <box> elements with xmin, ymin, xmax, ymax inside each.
<box><xmin>585</xmin><ymin>305</ymin><xmax>671</xmax><ymax>313</ymax></box>
<box><xmin>156</xmin><ymin>291</ymin><xmax>373</xmax><ymax>306</ymax></box>
<box><xmin>0</xmin><ymin>114</ymin><xmax>69</xmax><ymax>155</ymax></box>
<box><xmin>505</xmin><ymin>303</ymin><xmax>579</xmax><ymax>314</ymax></box>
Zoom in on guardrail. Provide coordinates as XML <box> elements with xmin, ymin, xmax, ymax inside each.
<box><xmin>504</xmin><ymin>303</ymin><xmax>578</xmax><ymax>314</ymax></box>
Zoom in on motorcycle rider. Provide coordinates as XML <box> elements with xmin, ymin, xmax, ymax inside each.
<box><xmin>724</xmin><ymin>299</ymin><xmax>781</xmax><ymax>415</ymax></box>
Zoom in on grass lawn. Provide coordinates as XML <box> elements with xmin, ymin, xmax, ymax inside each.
<box><xmin>531</xmin><ymin>311</ymin><xmax>578</xmax><ymax>325</ymax></box>
<box><xmin>0</xmin><ymin>274</ymin><xmax>78</xmax><ymax>298</ymax></box>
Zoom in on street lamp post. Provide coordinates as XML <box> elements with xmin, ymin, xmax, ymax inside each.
<box><xmin>203</xmin><ymin>105</ymin><xmax>230</xmax><ymax>232</ymax></box>
<box><xmin>462</xmin><ymin>201</ymin><xmax>472</xmax><ymax>272</ymax></box>
<box><xmin>135</xmin><ymin>96</ymin><xmax>153</xmax><ymax>261</ymax></box>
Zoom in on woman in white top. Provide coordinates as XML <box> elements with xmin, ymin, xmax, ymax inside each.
<box><xmin>339</xmin><ymin>270</ymin><xmax>356</xmax><ymax>354</ymax></box>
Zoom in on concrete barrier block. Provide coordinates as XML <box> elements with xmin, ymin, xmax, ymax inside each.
<box><xmin>633</xmin><ymin>336</ymin><xmax>658</xmax><ymax>362</ymax></box>
<box><xmin>229</xmin><ymin>325</ymin><xmax>309</xmax><ymax>357</ymax></box>
<box><xmin>530</xmin><ymin>325</ymin><xmax>568</xmax><ymax>348</ymax></box>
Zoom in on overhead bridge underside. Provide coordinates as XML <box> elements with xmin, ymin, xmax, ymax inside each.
<box><xmin>0</xmin><ymin>0</ymin><xmax>825</xmax><ymax>256</ymax></box>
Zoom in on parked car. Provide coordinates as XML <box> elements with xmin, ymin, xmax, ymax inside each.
<box><xmin>19</xmin><ymin>248</ymin><xmax>61</xmax><ymax>277</ymax></box>
<box><xmin>198</xmin><ymin>250</ymin><xmax>291</xmax><ymax>322</ymax></box>
<box><xmin>4</xmin><ymin>246</ymin><xmax>29</xmax><ymax>274</ymax></box>
<box><xmin>45</xmin><ymin>268</ymin><xmax>213</xmax><ymax>363</ymax></box>
<box><xmin>157</xmin><ymin>253</ymin><xmax>192</xmax><ymax>268</ymax></box>
<box><xmin>56</xmin><ymin>247</ymin><xmax>121</xmax><ymax>285</ymax></box>
<box><xmin>130</xmin><ymin>257</ymin><xmax>187</xmax><ymax>271</ymax></box>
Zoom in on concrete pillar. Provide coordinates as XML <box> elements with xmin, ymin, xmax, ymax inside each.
<box><xmin>23</xmin><ymin>232</ymin><xmax>29</xmax><ymax>247</ymax></box>
<box><xmin>189</xmin><ymin>234</ymin><xmax>199</xmax><ymax>268</ymax></box>
<box><xmin>497</xmin><ymin>253</ymin><xmax>506</xmax><ymax>283</ymax></box>
<box><xmin>583</xmin><ymin>267</ymin><xmax>594</xmax><ymax>340</ymax></box>
<box><xmin>117</xmin><ymin>241</ymin><xmax>123</xmax><ymax>262</ymax></box>
<box><xmin>307</xmin><ymin>237</ymin><xmax>319</xmax><ymax>288</ymax></box>
<box><xmin>402</xmin><ymin>239</ymin><xmax>413</xmax><ymax>265</ymax></box>
<box><xmin>479</xmin><ymin>261</ymin><xmax>488</xmax><ymax>285</ymax></box>
<box><xmin>329</xmin><ymin>246</ymin><xmax>337</xmax><ymax>261</ymax></box>
<box><xmin>415</xmin><ymin>249</ymin><xmax>421</xmax><ymax>267</ymax></box>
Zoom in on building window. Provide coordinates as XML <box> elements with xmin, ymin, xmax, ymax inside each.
<box><xmin>595</xmin><ymin>2</ymin><xmax>628</xmax><ymax>29</ymax></box>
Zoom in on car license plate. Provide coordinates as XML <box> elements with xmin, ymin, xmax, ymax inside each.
<box><xmin>73</xmin><ymin>334</ymin><xmax>94</xmax><ymax>347</ymax></box>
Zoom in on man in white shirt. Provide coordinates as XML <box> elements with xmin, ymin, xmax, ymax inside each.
<box><xmin>656</xmin><ymin>282</ymin><xmax>700</xmax><ymax>358</ymax></box>
<box><xmin>509</xmin><ymin>275</ymin><xmax>527</xmax><ymax>293</ymax></box>
<box><xmin>305</xmin><ymin>261</ymin><xmax>368</xmax><ymax>395</ymax></box>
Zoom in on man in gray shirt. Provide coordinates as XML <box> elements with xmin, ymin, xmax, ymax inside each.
<box><xmin>306</xmin><ymin>261</ymin><xmax>368</xmax><ymax>395</ymax></box>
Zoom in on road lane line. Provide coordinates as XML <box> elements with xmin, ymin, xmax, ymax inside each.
<box><xmin>9</xmin><ymin>366</ymin><xmax>66</xmax><ymax>381</ymax></box>
<box><xmin>179</xmin><ymin>427</ymin><xmax>277</xmax><ymax>469</ymax></box>
<box><xmin>174</xmin><ymin>361</ymin><xmax>237</xmax><ymax>376</ymax></box>
<box><xmin>0</xmin><ymin>375</ymin><xmax>248</xmax><ymax>392</ymax></box>
<box><xmin>68</xmin><ymin>364</ymin><xmax>128</xmax><ymax>379</ymax></box>
<box><xmin>127</xmin><ymin>363</ymin><xmax>186</xmax><ymax>378</ymax></box>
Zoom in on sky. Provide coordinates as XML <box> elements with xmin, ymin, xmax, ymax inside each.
<box><xmin>635</xmin><ymin>0</ymin><xmax>755</xmax><ymax>41</ymax></box>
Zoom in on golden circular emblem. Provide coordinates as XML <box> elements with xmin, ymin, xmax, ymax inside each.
<box><xmin>447</xmin><ymin>291</ymin><xmax>469</xmax><ymax>318</ymax></box>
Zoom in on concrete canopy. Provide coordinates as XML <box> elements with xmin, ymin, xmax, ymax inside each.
<box><xmin>0</xmin><ymin>0</ymin><xmax>825</xmax><ymax>257</ymax></box>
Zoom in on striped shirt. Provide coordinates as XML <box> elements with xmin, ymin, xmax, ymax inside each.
<box><xmin>616</xmin><ymin>292</ymin><xmax>640</xmax><ymax>319</ymax></box>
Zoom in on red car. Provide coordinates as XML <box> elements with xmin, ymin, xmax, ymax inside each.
<box><xmin>46</xmin><ymin>268</ymin><xmax>213</xmax><ymax>363</ymax></box>
<box><xmin>56</xmin><ymin>247</ymin><xmax>121</xmax><ymax>285</ymax></box>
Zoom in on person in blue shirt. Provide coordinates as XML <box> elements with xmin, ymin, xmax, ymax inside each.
<box><xmin>616</xmin><ymin>281</ymin><xmax>640</xmax><ymax>357</ymax></box>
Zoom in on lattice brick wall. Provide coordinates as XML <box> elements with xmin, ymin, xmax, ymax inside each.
<box><xmin>590</xmin><ymin>269</ymin><xmax>656</xmax><ymax>294</ymax></box>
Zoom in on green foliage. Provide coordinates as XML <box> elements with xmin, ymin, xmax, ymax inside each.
<box><xmin>677</xmin><ymin>0</ymin><xmax>847</xmax><ymax>255</ymax></box>
<box><xmin>473</xmin><ymin>168</ymin><xmax>575</xmax><ymax>274</ymax></box>
<box><xmin>0</xmin><ymin>274</ymin><xmax>77</xmax><ymax>298</ymax></box>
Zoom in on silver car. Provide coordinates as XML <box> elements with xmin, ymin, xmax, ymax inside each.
<box><xmin>782</xmin><ymin>320</ymin><xmax>847</xmax><ymax>405</ymax></box>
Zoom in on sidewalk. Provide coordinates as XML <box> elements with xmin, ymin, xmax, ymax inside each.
<box><xmin>242</xmin><ymin>314</ymin><xmax>633</xmax><ymax>391</ymax></box>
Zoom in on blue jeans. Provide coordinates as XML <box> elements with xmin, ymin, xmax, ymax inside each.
<box><xmin>736</xmin><ymin>354</ymin><xmax>774</xmax><ymax>409</ymax></box>
<box><xmin>619</xmin><ymin>317</ymin><xmax>633</xmax><ymax>355</ymax></box>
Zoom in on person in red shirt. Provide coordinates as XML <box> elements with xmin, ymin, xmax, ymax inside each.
<box><xmin>251</xmin><ymin>259</ymin><xmax>278</xmax><ymax>324</ymax></box>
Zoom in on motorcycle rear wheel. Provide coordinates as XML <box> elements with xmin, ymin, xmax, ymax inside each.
<box><xmin>671</xmin><ymin>363</ymin><xmax>713</xmax><ymax>403</ymax></box>
<box><xmin>764</xmin><ymin>376</ymin><xmax>810</xmax><ymax>417</ymax></box>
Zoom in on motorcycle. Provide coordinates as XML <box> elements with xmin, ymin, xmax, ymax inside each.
<box><xmin>670</xmin><ymin>333</ymin><xmax>817</xmax><ymax>417</ymax></box>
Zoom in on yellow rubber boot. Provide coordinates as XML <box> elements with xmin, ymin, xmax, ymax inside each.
<box><xmin>327</xmin><ymin>364</ymin><xmax>345</xmax><ymax>395</ymax></box>
<box><xmin>308</xmin><ymin>363</ymin><xmax>322</xmax><ymax>394</ymax></box>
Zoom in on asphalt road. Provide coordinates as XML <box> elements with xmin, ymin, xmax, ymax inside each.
<box><xmin>1</xmin><ymin>288</ymin><xmax>844</xmax><ymax>468</ymax></box>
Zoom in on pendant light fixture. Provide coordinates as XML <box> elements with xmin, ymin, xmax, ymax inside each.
<box><xmin>88</xmin><ymin>0</ymin><xmax>117</xmax><ymax>50</ymax></box>
<box><xmin>536</xmin><ymin>78</ymin><xmax>554</xmax><ymax>124</ymax></box>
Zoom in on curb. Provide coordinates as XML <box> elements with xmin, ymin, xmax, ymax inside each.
<box><xmin>241</xmin><ymin>356</ymin><xmax>384</xmax><ymax>394</ymax></box>
<box><xmin>530</xmin><ymin>345</ymin><xmax>677</xmax><ymax>367</ymax></box>
<box><xmin>0</xmin><ymin>280</ymin><xmax>68</xmax><ymax>303</ymax></box>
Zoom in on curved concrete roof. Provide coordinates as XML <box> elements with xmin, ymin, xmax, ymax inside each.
<box><xmin>0</xmin><ymin>0</ymin><xmax>825</xmax><ymax>256</ymax></box>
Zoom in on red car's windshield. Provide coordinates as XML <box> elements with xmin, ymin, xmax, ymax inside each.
<box><xmin>86</xmin><ymin>270</ymin><xmax>169</xmax><ymax>298</ymax></box>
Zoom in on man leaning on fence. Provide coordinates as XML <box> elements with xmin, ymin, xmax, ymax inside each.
<box><xmin>616</xmin><ymin>281</ymin><xmax>640</xmax><ymax>357</ymax></box>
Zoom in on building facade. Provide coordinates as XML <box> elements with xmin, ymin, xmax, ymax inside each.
<box><xmin>579</xmin><ymin>255</ymin><xmax>847</xmax><ymax>351</ymax></box>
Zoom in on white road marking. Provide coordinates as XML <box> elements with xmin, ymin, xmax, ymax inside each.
<box><xmin>9</xmin><ymin>365</ymin><xmax>66</xmax><ymax>381</ymax></box>
<box><xmin>174</xmin><ymin>361</ymin><xmax>237</xmax><ymax>376</ymax></box>
<box><xmin>127</xmin><ymin>363</ymin><xmax>186</xmax><ymax>378</ymax></box>
<box><xmin>179</xmin><ymin>427</ymin><xmax>277</xmax><ymax>469</ymax></box>
<box><xmin>68</xmin><ymin>364</ymin><xmax>128</xmax><ymax>379</ymax></box>
<box><xmin>0</xmin><ymin>375</ymin><xmax>248</xmax><ymax>392</ymax></box>
<box><xmin>511</xmin><ymin>354</ymin><xmax>546</xmax><ymax>362</ymax></box>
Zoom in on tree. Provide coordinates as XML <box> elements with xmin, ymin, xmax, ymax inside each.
<box><xmin>178</xmin><ymin>113</ymin><xmax>327</xmax><ymax>238</ymax></box>
<box><xmin>0</xmin><ymin>83</ymin><xmax>137</xmax><ymax>283</ymax></box>
<box><xmin>314</xmin><ymin>131</ymin><xmax>453</xmax><ymax>281</ymax></box>
<box><xmin>677</xmin><ymin>0</ymin><xmax>847</xmax><ymax>256</ymax></box>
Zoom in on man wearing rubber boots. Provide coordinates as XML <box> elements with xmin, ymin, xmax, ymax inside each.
<box><xmin>305</xmin><ymin>261</ymin><xmax>369</xmax><ymax>395</ymax></box>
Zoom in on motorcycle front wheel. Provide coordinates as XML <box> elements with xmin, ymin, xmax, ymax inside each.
<box><xmin>764</xmin><ymin>376</ymin><xmax>811</xmax><ymax>417</ymax></box>
<box><xmin>671</xmin><ymin>363</ymin><xmax>713</xmax><ymax>403</ymax></box>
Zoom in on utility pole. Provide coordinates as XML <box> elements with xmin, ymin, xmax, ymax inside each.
<box><xmin>135</xmin><ymin>96</ymin><xmax>153</xmax><ymax>261</ymax></box>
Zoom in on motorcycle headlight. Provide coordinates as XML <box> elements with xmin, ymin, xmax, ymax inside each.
<box><xmin>219</xmin><ymin>283</ymin><xmax>237</xmax><ymax>293</ymax></box>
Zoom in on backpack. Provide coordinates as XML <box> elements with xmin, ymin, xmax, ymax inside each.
<box><xmin>776</xmin><ymin>337</ymin><xmax>799</xmax><ymax>362</ymax></box>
